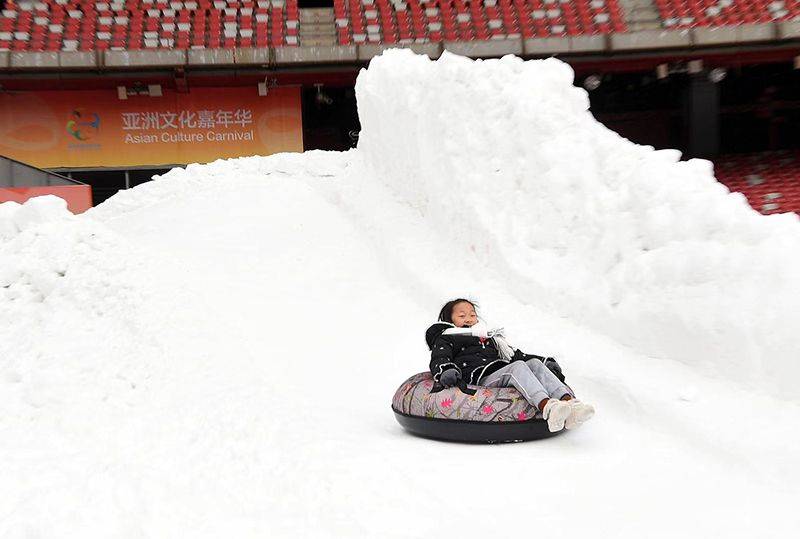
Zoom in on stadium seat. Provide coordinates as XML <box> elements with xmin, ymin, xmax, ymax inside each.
<box><xmin>5</xmin><ymin>2</ymin><xmax>794</xmax><ymax>54</ymax></box>
<box><xmin>0</xmin><ymin>0</ymin><xmax>631</xmax><ymax>50</ymax></box>
<box><xmin>715</xmin><ymin>151</ymin><xmax>800</xmax><ymax>215</ymax></box>
<box><xmin>655</xmin><ymin>0</ymin><xmax>798</xmax><ymax>28</ymax></box>
<box><xmin>333</xmin><ymin>0</ymin><xmax>626</xmax><ymax>44</ymax></box>
<box><xmin>0</xmin><ymin>0</ymin><xmax>301</xmax><ymax>51</ymax></box>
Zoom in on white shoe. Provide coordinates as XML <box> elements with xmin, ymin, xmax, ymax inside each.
<box><xmin>565</xmin><ymin>399</ymin><xmax>595</xmax><ymax>430</ymax></box>
<box><xmin>542</xmin><ymin>399</ymin><xmax>571</xmax><ymax>432</ymax></box>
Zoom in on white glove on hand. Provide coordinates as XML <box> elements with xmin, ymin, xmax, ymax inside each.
<box><xmin>470</xmin><ymin>321</ymin><xmax>489</xmax><ymax>339</ymax></box>
<box><xmin>487</xmin><ymin>327</ymin><xmax>504</xmax><ymax>338</ymax></box>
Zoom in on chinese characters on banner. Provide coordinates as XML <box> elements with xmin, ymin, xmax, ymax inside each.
<box><xmin>121</xmin><ymin>109</ymin><xmax>254</xmax><ymax>131</ymax></box>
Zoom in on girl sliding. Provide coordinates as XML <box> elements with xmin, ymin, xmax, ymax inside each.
<box><xmin>426</xmin><ymin>298</ymin><xmax>595</xmax><ymax>432</ymax></box>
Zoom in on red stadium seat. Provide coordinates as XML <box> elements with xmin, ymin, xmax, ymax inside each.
<box><xmin>330</xmin><ymin>0</ymin><xmax>627</xmax><ymax>44</ymax></box>
<box><xmin>715</xmin><ymin>151</ymin><xmax>800</xmax><ymax>215</ymax></box>
<box><xmin>655</xmin><ymin>0</ymin><xmax>796</xmax><ymax>28</ymax></box>
<box><xmin>0</xmin><ymin>0</ymin><xmax>304</xmax><ymax>51</ymax></box>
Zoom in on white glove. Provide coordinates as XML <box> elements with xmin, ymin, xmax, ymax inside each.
<box><xmin>470</xmin><ymin>321</ymin><xmax>489</xmax><ymax>339</ymax></box>
<box><xmin>487</xmin><ymin>327</ymin><xmax>505</xmax><ymax>338</ymax></box>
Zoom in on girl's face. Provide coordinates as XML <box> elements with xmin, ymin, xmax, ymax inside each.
<box><xmin>450</xmin><ymin>301</ymin><xmax>478</xmax><ymax>327</ymax></box>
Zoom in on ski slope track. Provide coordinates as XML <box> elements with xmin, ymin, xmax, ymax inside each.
<box><xmin>2</xmin><ymin>50</ymin><xmax>799</xmax><ymax>537</ymax></box>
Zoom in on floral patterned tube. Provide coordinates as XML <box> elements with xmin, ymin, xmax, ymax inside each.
<box><xmin>392</xmin><ymin>372</ymin><xmax>543</xmax><ymax>423</ymax></box>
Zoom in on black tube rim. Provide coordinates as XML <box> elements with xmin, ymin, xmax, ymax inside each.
<box><xmin>392</xmin><ymin>406</ymin><xmax>564</xmax><ymax>443</ymax></box>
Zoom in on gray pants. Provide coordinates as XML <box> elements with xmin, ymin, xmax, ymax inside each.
<box><xmin>480</xmin><ymin>359</ymin><xmax>573</xmax><ymax>410</ymax></box>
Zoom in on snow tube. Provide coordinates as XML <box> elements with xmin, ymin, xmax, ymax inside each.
<box><xmin>391</xmin><ymin>372</ymin><xmax>563</xmax><ymax>443</ymax></box>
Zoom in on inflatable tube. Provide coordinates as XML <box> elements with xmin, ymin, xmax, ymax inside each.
<box><xmin>391</xmin><ymin>372</ymin><xmax>564</xmax><ymax>443</ymax></box>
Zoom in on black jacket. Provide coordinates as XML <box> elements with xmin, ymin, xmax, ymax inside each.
<box><xmin>426</xmin><ymin>322</ymin><xmax>566</xmax><ymax>385</ymax></box>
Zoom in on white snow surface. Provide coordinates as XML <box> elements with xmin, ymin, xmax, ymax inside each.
<box><xmin>2</xmin><ymin>50</ymin><xmax>799</xmax><ymax>537</ymax></box>
<box><xmin>357</xmin><ymin>51</ymin><xmax>800</xmax><ymax>397</ymax></box>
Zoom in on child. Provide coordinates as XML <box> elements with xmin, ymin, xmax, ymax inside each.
<box><xmin>426</xmin><ymin>298</ymin><xmax>595</xmax><ymax>432</ymax></box>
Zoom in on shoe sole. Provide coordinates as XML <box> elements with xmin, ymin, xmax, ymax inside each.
<box><xmin>565</xmin><ymin>407</ymin><xmax>595</xmax><ymax>430</ymax></box>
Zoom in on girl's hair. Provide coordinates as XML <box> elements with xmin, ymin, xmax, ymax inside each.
<box><xmin>438</xmin><ymin>298</ymin><xmax>478</xmax><ymax>323</ymax></box>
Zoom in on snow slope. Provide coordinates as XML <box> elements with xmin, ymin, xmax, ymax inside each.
<box><xmin>357</xmin><ymin>51</ymin><xmax>800</xmax><ymax>398</ymax></box>
<box><xmin>2</xmin><ymin>51</ymin><xmax>799</xmax><ymax>538</ymax></box>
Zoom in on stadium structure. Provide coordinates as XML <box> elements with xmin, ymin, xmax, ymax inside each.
<box><xmin>0</xmin><ymin>0</ymin><xmax>798</xmax><ymax>212</ymax></box>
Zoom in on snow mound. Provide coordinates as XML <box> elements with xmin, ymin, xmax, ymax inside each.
<box><xmin>356</xmin><ymin>50</ymin><xmax>800</xmax><ymax>397</ymax></box>
<box><xmin>1</xmin><ymin>196</ymin><xmax>148</xmax><ymax>422</ymax></box>
<box><xmin>0</xmin><ymin>196</ymin><xmax>135</xmax><ymax>309</ymax></box>
<box><xmin>88</xmin><ymin>150</ymin><xmax>351</xmax><ymax>223</ymax></box>
<box><xmin>0</xmin><ymin>195</ymin><xmax>72</xmax><ymax>241</ymax></box>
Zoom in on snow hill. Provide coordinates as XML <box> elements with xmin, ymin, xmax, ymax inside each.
<box><xmin>2</xmin><ymin>51</ymin><xmax>799</xmax><ymax>538</ymax></box>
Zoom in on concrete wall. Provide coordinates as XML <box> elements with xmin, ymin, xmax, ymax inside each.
<box><xmin>0</xmin><ymin>23</ymin><xmax>796</xmax><ymax>72</ymax></box>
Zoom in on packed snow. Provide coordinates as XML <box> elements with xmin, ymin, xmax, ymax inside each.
<box><xmin>2</xmin><ymin>50</ymin><xmax>799</xmax><ymax>538</ymax></box>
<box><xmin>357</xmin><ymin>51</ymin><xmax>800</xmax><ymax>397</ymax></box>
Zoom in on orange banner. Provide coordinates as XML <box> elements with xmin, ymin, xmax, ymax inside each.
<box><xmin>0</xmin><ymin>86</ymin><xmax>303</xmax><ymax>168</ymax></box>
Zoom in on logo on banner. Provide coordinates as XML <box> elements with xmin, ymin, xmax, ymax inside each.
<box><xmin>66</xmin><ymin>109</ymin><xmax>101</xmax><ymax>141</ymax></box>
